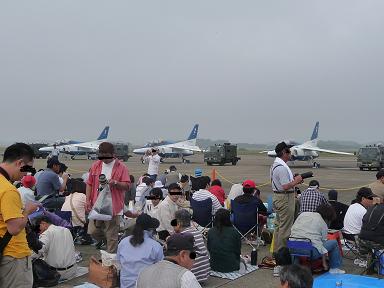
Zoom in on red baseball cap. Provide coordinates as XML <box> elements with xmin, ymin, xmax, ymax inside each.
<box><xmin>21</xmin><ymin>175</ymin><xmax>36</xmax><ymax>188</ymax></box>
<box><xmin>242</xmin><ymin>179</ymin><xmax>256</xmax><ymax>188</ymax></box>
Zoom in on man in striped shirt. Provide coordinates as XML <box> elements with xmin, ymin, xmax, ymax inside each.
<box><xmin>191</xmin><ymin>176</ymin><xmax>222</xmax><ymax>215</ymax></box>
<box><xmin>173</xmin><ymin>209</ymin><xmax>210</xmax><ymax>283</ymax></box>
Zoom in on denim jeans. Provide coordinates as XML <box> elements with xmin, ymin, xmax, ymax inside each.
<box><xmin>311</xmin><ymin>240</ymin><xmax>342</xmax><ymax>269</ymax></box>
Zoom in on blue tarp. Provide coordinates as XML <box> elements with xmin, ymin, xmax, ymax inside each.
<box><xmin>313</xmin><ymin>273</ymin><xmax>384</xmax><ymax>288</ymax></box>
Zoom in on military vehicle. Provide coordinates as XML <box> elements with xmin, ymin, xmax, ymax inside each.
<box><xmin>204</xmin><ymin>143</ymin><xmax>241</xmax><ymax>166</ymax></box>
<box><xmin>357</xmin><ymin>144</ymin><xmax>384</xmax><ymax>170</ymax></box>
<box><xmin>30</xmin><ymin>143</ymin><xmax>50</xmax><ymax>159</ymax></box>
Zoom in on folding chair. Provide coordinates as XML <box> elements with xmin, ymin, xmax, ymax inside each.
<box><xmin>190</xmin><ymin>197</ymin><xmax>213</xmax><ymax>238</ymax></box>
<box><xmin>230</xmin><ymin>200</ymin><xmax>259</xmax><ymax>247</ymax></box>
<box><xmin>287</xmin><ymin>237</ymin><xmax>314</xmax><ymax>269</ymax></box>
<box><xmin>341</xmin><ymin>231</ymin><xmax>359</xmax><ymax>260</ymax></box>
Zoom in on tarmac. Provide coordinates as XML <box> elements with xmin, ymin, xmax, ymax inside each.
<box><xmin>34</xmin><ymin>153</ymin><xmax>380</xmax><ymax>288</ymax></box>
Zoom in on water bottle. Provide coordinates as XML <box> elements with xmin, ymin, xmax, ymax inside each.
<box><xmin>335</xmin><ymin>280</ymin><xmax>342</xmax><ymax>287</ymax></box>
<box><xmin>251</xmin><ymin>248</ymin><xmax>257</xmax><ymax>266</ymax></box>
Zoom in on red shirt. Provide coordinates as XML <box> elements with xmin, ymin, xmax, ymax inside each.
<box><xmin>87</xmin><ymin>160</ymin><xmax>130</xmax><ymax>216</ymax></box>
<box><xmin>209</xmin><ymin>185</ymin><xmax>225</xmax><ymax>206</ymax></box>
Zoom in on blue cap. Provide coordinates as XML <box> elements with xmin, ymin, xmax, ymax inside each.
<box><xmin>195</xmin><ymin>168</ymin><xmax>202</xmax><ymax>177</ymax></box>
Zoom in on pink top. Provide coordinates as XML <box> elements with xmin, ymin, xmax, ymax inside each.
<box><xmin>209</xmin><ymin>185</ymin><xmax>225</xmax><ymax>206</ymax></box>
<box><xmin>62</xmin><ymin>192</ymin><xmax>86</xmax><ymax>227</ymax></box>
<box><xmin>87</xmin><ymin>160</ymin><xmax>130</xmax><ymax>216</ymax></box>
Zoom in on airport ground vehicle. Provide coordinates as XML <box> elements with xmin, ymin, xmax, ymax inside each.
<box><xmin>204</xmin><ymin>143</ymin><xmax>241</xmax><ymax>166</ymax></box>
<box><xmin>30</xmin><ymin>143</ymin><xmax>50</xmax><ymax>159</ymax></box>
<box><xmin>357</xmin><ymin>144</ymin><xmax>384</xmax><ymax>170</ymax></box>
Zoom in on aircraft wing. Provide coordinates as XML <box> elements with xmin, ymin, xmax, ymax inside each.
<box><xmin>166</xmin><ymin>143</ymin><xmax>202</xmax><ymax>152</ymax></box>
<box><xmin>72</xmin><ymin>141</ymin><xmax>100</xmax><ymax>151</ymax></box>
<box><xmin>301</xmin><ymin>146</ymin><xmax>353</xmax><ymax>156</ymax></box>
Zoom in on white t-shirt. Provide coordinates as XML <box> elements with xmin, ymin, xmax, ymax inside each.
<box><xmin>145</xmin><ymin>155</ymin><xmax>161</xmax><ymax>175</ymax></box>
<box><xmin>17</xmin><ymin>186</ymin><xmax>36</xmax><ymax>208</ymax></box>
<box><xmin>101</xmin><ymin>160</ymin><xmax>115</xmax><ymax>180</ymax></box>
<box><xmin>343</xmin><ymin>203</ymin><xmax>367</xmax><ymax>235</ymax></box>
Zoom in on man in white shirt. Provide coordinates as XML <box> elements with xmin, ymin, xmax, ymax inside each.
<box><xmin>33</xmin><ymin>216</ymin><xmax>77</xmax><ymax>280</ymax></box>
<box><xmin>191</xmin><ymin>176</ymin><xmax>221</xmax><ymax>215</ymax></box>
<box><xmin>137</xmin><ymin>233</ymin><xmax>201</xmax><ymax>288</ymax></box>
<box><xmin>144</xmin><ymin>187</ymin><xmax>163</xmax><ymax>220</ymax></box>
<box><xmin>343</xmin><ymin>187</ymin><xmax>375</xmax><ymax>236</ymax></box>
<box><xmin>143</xmin><ymin>148</ymin><xmax>161</xmax><ymax>181</ymax></box>
<box><xmin>135</xmin><ymin>177</ymin><xmax>155</xmax><ymax>212</ymax></box>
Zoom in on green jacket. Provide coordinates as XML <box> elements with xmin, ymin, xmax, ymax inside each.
<box><xmin>207</xmin><ymin>226</ymin><xmax>241</xmax><ymax>272</ymax></box>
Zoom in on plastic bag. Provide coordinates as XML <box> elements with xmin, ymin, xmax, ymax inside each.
<box><xmin>89</xmin><ymin>184</ymin><xmax>113</xmax><ymax>221</ymax></box>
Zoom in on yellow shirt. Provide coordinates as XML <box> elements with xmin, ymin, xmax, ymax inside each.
<box><xmin>0</xmin><ymin>174</ymin><xmax>31</xmax><ymax>258</ymax></box>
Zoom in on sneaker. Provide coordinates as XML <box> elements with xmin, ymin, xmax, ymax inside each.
<box><xmin>329</xmin><ymin>268</ymin><xmax>346</xmax><ymax>274</ymax></box>
<box><xmin>273</xmin><ymin>265</ymin><xmax>281</xmax><ymax>277</ymax></box>
<box><xmin>353</xmin><ymin>258</ymin><xmax>367</xmax><ymax>268</ymax></box>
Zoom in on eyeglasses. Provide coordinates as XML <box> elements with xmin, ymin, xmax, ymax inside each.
<box><xmin>20</xmin><ymin>165</ymin><xmax>36</xmax><ymax>174</ymax></box>
<box><xmin>367</xmin><ymin>197</ymin><xmax>374</xmax><ymax>200</ymax></box>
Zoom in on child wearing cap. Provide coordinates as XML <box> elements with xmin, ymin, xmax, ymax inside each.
<box><xmin>18</xmin><ymin>175</ymin><xmax>36</xmax><ymax>207</ymax></box>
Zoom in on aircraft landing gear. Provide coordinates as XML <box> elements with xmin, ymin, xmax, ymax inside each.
<box><xmin>312</xmin><ymin>161</ymin><xmax>320</xmax><ymax>168</ymax></box>
<box><xmin>182</xmin><ymin>158</ymin><xmax>190</xmax><ymax>164</ymax></box>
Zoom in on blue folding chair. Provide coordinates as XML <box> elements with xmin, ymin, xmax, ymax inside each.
<box><xmin>231</xmin><ymin>200</ymin><xmax>259</xmax><ymax>245</ymax></box>
<box><xmin>287</xmin><ymin>237</ymin><xmax>314</xmax><ymax>268</ymax></box>
<box><xmin>190</xmin><ymin>197</ymin><xmax>213</xmax><ymax>237</ymax></box>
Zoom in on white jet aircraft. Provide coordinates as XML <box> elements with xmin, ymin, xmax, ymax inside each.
<box><xmin>39</xmin><ymin>126</ymin><xmax>109</xmax><ymax>159</ymax></box>
<box><xmin>133</xmin><ymin>124</ymin><xmax>202</xmax><ymax>163</ymax></box>
<box><xmin>264</xmin><ymin>122</ymin><xmax>353</xmax><ymax>168</ymax></box>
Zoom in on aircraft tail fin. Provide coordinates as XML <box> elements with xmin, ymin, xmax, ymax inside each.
<box><xmin>310</xmin><ymin>122</ymin><xmax>319</xmax><ymax>141</ymax></box>
<box><xmin>97</xmin><ymin>126</ymin><xmax>110</xmax><ymax>140</ymax></box>
<box><xmin>187</xmin><ymin>124</ymin><xmax>199</xmax><ymax>140</ymax></box>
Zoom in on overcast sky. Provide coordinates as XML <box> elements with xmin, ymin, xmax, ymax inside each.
<box><xmin>1</xmin><ymin>1</ymin><xmax>383</xmax><ymax>145</ymax></box>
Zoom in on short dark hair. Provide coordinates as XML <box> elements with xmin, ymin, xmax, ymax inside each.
<box><xmin>168</xmin><ymin>182</ymin><xmax>181</xmax><ymax>192</ymax></box>
<box><xmin>150</xmin><ymin>187</ymin><xmax>163</xmax><ymax>199</ymax></box>
<box><xmin>142</xmin><ymin>177</ymin><xmax>154</xmax><ymax>186</ymax></box>
<box><xmin>3</xmin><ymin>143</ymin><xmax>35</xmax><ymax>163</ymax></box>
<box><xmin>316</xmin><ymin>204</ymin><xmax>336</xmax><ymax>223</ymax></box>
<box><xmin>130</xmin><ymin>175</ymin><xmax>135</xmax><ymax>183</ymax></box>
<box><xmin>98</xmin><ymin>142</ymin><xmax>115</xmax><ymax>154</ymax></box>
<box><xmin>211</xmin><ymin>179</ymin><xmax>222</xmax><ymax>187</ymax></box>
<box><xmin>243</xmin><ymin>186</ymin><xmax>255</xmax><ymax>194</ymax></box>
<box><xmin>309</xmin><ymin>180</ymin><xmax>319</xmax><ymax>187</ymax></box>
<box><xmin>70</xmin><ymin>179</ymin><xmax>86</xmax><ymax>194</ymax></box>
<box><xmin>175</xmin><ymin>209</ymin><xmax>191</xmax><ymax>228</ymax></box>
<box><xmin>59</xmin><ymin>163</ymin><xmax>68</xmax><ymax>174</ymax></box>
<box><xmin>280</xmin><ymin>264</ymin><xmax>313</xmax><ymax>288</ymax></box>
<box><xmin>169</xmin><ymin>165</ymin><xmax>177</xmax><ymax>171</ymax></box>
<box><xmin>35</xmin><ymin>215</ymin><xmax>52</xmax><ymax>226</ymax></box>
<box><xmin>195</xmin><ymin>176</ymin><xmax>211</xmax><ymax>190</ymax></box>
<box><xmin>214</xmin><ymin>208</ymin><xmax>232</xmax><ymax>233</ymax></box>
<box><xmin>180</xmin><ymin>175</ymin><xmax>189</xmax><ymax>183</ymax></box>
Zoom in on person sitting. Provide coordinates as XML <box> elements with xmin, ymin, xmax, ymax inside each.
<box><xmin>226</xmin><ymin>183</ymin><xmax>243</xmax><ymax>208</ymax></box>
<box><xmin>117</xmin><ymin>214</ymin><xmax>163</xmax><ymax>288</ymax></box>
<box><xmin>299</xmin><ymin>180</ymin><xmax>328</xmax><ymax>213</ymax></box>
<box><xmin>61</xmin><ymin>179</ymin><xmax>86</xmax><ymax>228</ymax></box>
<box><xmin>33</xmin><ymin>216</ymin><xmax>77</xmax><ymax>280</ymax></box>
<box><xmin>343</xmin><ymin>187</ymin><xmax>375</xmax><ymax>238</ymax></box>
<box><xmin>191</xmin><ymin>176</ymin><xmax>222</xmax><ymax>216</ymax></box>
<box><xmin>154</xmin><ymin>180</ymin><xmax>168</xmax><ymax>198</ymax></box>
<box><xmin>328</xmin><ymin>189</ymin><xmax>349</xmax><ymax>230</ymax></box>
<box><xmin>208</xmin><ymin>179</ymin><xmax>226</xmax><ymax>206</ymax></box>
<box><xmin>137</xmin><ymin>232</ymin><xmax>201</xmax><ymax>288</ymax></box>
<box><xmin>279</xmin><ymin>264</ymin><xmax>313</xmax><ymax>288</ymax></box>
<box><xmin>178</xmin><ymin>174</ymin><xmax>191</xmax><ymax>199</ymax></box>
<box><xmin>233</xmin><ymin>180</ymin><xmax>268</xmax><ymax>236</ymax></box>
<box><xmin>290</xmin><ymin>204</ymin><xmax>345</xmax><ymax>274</ymax></box>
<box><xmin>18</xmin><ymin>174</ymin><xmax>36</xmax><ymax>207</ymax></box>
<box><xmin>172</xmin><ymin>209</ymin><xmax>210</xmax><ymax>283</ymax></box>
<box><xmin>368</xmin><ymin>169</ymin><xmax>384</xmax><ymax>200</ymax></box>
<box><xmin>144</xmin><ymin>187</ymin><xmax>163</xmax><ymax>220</ymax></box>
<box><xmin>157</xmin><ymin>183</ymin><xmax>182</xmax><ymax>240</ymax></box>
<box><xmin>358</xmin><ymin>203</ymin><xmax>384</xmax><ymax>256</ymax></box>
<box><xmin>135</xmin><ymin>176</ymin><xmax>154</xmax><ymax>212</ymax></box>
<box><xmin>207</xmin><ymin>209</ymin><xmax>241</xmax><ymax>273</ymax></box>
<box><xmin>165</xmin><ymin>165</ymin><xmax>180</xmax><ymax>188</ymax></box>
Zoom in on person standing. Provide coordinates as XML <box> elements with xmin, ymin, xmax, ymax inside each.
<box><xmin>143</xmin><ymin>148</ymin><xmax>161</xmax><ymax>181</ymax></box>
<box><xmin>50</xmin><ymin>144</ymin><xmax>60</xmax><ymax>160</ymax></box>
<box><xmin>270</xmin><ymin>142</ymin><xmax>302</xmax><ymax>276</ymax></box>
<box><xmin>0</xmin><ymin>143</ymin><xmax>40</xmax><ymax>287</ymax></box>
<box><xmin>86</xmin><ymin>142</ymin><xmax>130</xmax><ymax>253</ymax></box>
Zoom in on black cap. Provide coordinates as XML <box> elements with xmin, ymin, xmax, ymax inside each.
<box><xmin>357</xmin><ymin>187</ymin><xmax>376</xmax><ymax>199</ymax></box>
<box><xmin>166</xmin><ymin>233</ymin><xmax>194</xmax><ymax>253</ymax></box>
<box><xmin>376</xmin><ymin>169</ymin><xmax>384</xmax><ymax>179</ymax></box>
<box><xmin>136</xmin><ymin>214</ymin><xmax>160</xmax><ymax>230</ymax></box>
<box><xmin>328</xmin><ymin>189</ymin><xmax>338</xmax><ymax>201</ymax></box>
<box><xmin>274</xmin><ymin>142</ymin><xmax>294</xmax><ymax>154</ymax></box>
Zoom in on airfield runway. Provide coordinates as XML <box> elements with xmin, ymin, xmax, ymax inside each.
<box><xmin>52</xmin><ymin>153</ymin><xmax>379</xmax><ymax>288</ymax></box>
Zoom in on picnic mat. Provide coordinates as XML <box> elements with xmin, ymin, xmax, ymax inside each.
<box><xmin>74</xmin><ymin>283</ymin><xmax>99</xmax><ymax>288</ymax></box>
<box><xmin>314</xmin><ymin>273</ymin><xmax>384</xmax><ymax>288</ymax></box>
<box><xmin>210</xmin><ymin>264</ymin><xmax>259</xmax><ymax>280</ymax></box>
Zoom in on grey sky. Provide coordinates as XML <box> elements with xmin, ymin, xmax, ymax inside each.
<box><xmin>1</xmin><ymin>1</ymin><xmax>383</xmax><ymax>145</ymax></box>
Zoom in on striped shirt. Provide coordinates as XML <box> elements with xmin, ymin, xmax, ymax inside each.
<box><xmin>192</xmin><ymin>189</ymin><xmax>222</xmax><ymax>215</ymax></box>
<box><xmin>181</xmin><ymin>227</ymin><xmax>210</xmax><ymax>283</ymax></box>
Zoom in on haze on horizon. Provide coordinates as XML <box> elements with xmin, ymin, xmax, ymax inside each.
<box><xmin>0</xmin><ymin>1</ymin><xmax>383</xmax><ymax>146</ymax></box>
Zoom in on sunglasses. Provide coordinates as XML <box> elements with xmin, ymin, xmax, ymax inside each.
<box><xmin>98</xmin><ymin>156</ymin><xmax>114</xmax><ymax>160</ymax></box>
<box><xmin>20</xmin><ymin>165</ymin><xmax>36</xmax><ymax>174</ymax></box>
